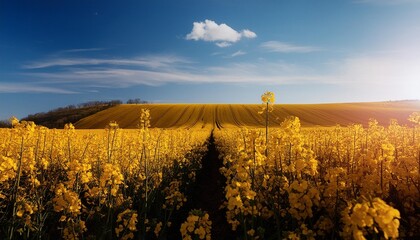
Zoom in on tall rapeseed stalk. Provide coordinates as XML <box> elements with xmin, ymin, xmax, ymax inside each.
<box><xmin>260</xmin><ymin>91</ymin><xmax>275</xmax><ymax>157</ymax></box>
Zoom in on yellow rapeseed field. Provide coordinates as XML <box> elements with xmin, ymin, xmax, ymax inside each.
<box><xmin>1</xmin><ymin>100</ymin><xmax>419</xmax><ymax>239</ymax></box>
<box><xmin>74</xmin><ymin>101</ymin><xmax>420</xmax><ymax>129</ymax></box>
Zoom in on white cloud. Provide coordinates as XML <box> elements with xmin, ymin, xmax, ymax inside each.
<box><xmin>216</xmin><ymin>42</ymin><xmax>232</xmax><ymax>48</ymax></box>
<box><xmin>24</xmin><ymin>57</ymin><xmax>329</xmax><ymax>88</ymax></box>
<box><xmin>186</xmin><ymin>20</ymin><xmax>240</xmax><ymax>42</ymax></box>
<box><xmin>231</xmin><ymin>50</ymin><xmax>246</xmax><ymax>57</ymax></box>
<box><xmin>186</xmin><ymin>19</ymin><xmax>256</xmax><ymax>47</ymax></box>
<box><xmin>24</xmin><ymin>55</ymin><xmax>190</xmax><ymax>69</ymax></box>
<box><xmin>20</xmin><ymin>51</ymin><xmax>420</xmax><ymax>102</ymax></box>
<box><xmin>0</xmin><ymin>82</ymin><xmax>77</xmax><ymax>94</ymax></box>
<box><xmin>261</xmin><ymin>41</ymin><xmax>321</xmax><ymax>53</ymax></box>
<box><xmin>241</xmin><ymin>29</ymin><xmax>257</xmax><ymax>38</ymax></box>
<box><xmin>59</xmin><ymin>48</ymin><xmax>104</xmax><ymax>53</ymax></box>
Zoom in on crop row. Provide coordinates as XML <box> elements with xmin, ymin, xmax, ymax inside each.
<box><xmin>215</xmin><ymin>115</ymin><xmax>419</xmax><ymax>239</ymax></box>
<box><xmin>0</xmin><ymin>110</ymin><xmax>210</xmax><ymax>239</ymax></box>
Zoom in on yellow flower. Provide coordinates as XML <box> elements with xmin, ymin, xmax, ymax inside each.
<box><xmin>128</xmin><ymin>213</ymin><xmax>138</xmax><ymax>231</ymax></box>
<box><xmin>180</xmin><ymin>210</ymin><xmax>212</xmax><ymax>240</ymax></box>
<box><xmin>0</xmin><ymin>156</ymin><xmax>17</xmax><ymax>182</ymax></box>
<box><xmin>408</xmin><ymin>112</ymin><xmax>420</xmax><ymax>125</ymax></box>
<box><xmin>115</xmin><ymin>209</ymin><xmax>137</xmax><ymax>238</ymax></box>
<box><xmin>247</xmin><ymin>228</ymin><xmax>255</xmax><ymax>236</ymax></box>
<box><xmin>139</xmin><ymin>108</ymin><xmax>151</xmax><ymax>129</ymax></box>
<box><xmin>16</xmin><ymin>209</ymin><xmax>24</xmax><ymax>217</ymax></box>
<box><xmin>154</xmin><ymin>222</ymin><xmax>163</xmax><ymax>237</ymax></box>
<box><xmin>261</xmin><ymin>91</ymin><xmax>275</xmax><ymax>104</ymax></box>
<box><xmin>108</xmin><ymin>121</ymin><xmax>119</xmax><ymax>129</ymax></box>
<box><xmin>351</xmin><ymin>203</ymin><xmax>373</xmax><ymax>227</ymax></box>
<box><xmin>53</xmin><ymin>183</ymin><xmax>81</xmax><ymax>217</ymax></box>
<box><xmin>115</xmin><ymin>224</ymin><xmax>124</xmax><ymax>236</ymax></box>
<box><xmin>10</xmin><ymin>116</ymin><xmax>19</xmax><ymax>127</ymax></box>
<box><xmin>341</xmin><ymin>197</ymin><xmax>400</xmax><ymax>239</ymax></box>
<box><xmin>194</xmin><ymin>226</ymin><xmax>206</xmax><ymax>239</ymax></box>
<box><xmin>371</xmin><ymin>198</ymin><xmax>400</xmax><ymax>239</ymax></box>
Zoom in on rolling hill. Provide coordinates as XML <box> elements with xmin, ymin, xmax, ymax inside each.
<box><xmin>74</xmin><ymin>101</ymin><xmax>420</xmax><ymax>129</ymax></box>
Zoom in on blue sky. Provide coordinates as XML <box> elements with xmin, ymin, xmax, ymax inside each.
<box><xmin>1</xmin><ymin>0</ymin><xmax>420</xmax><ymax>119</ymax></box>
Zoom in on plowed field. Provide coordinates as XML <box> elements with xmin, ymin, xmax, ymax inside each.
<box><xmin>74</xmin><ymin>101</ymin><xmax>420</xmax><ymax>129</ymax></box>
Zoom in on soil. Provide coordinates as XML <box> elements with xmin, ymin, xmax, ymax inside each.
<box><xmin>190</xmin><ymin>132</ymin><xmax>234</xmax><ymax>239</ymax></box>
<box><xmin>168</xmin><ymin>132</ymin><xmax>235</xmax><ymax>239</ymax></box>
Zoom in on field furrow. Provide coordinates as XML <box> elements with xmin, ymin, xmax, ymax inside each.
<box><xmin>74</xmin><ymin>101</ymin><xmax>420</xmax><ymax>129</ymax></box>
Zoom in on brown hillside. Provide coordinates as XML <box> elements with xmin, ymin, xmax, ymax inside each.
<box><xmin>74</xmin><ymin>101</ymin><xmax>420</xmax><ymax>129</ymax></box>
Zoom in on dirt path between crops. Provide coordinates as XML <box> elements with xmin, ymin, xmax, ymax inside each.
<box><xmin>167</xmin><ymin>132</ymin><xmax>234</xmax><ymax>239</ymax></box>
<box><xmin>188</xmin><ymin>132</ymin><xmax>235</xmax><ymax>239</ymax></box>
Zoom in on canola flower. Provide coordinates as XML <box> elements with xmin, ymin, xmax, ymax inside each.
<box><xmin>215</xmin><ymin>113</ymin><xmax>419</xmax><ymax>239</ymax></box>
<box><xmin>115</xmin><ymin>209</ymin><xmax>138</xmax><ymax>240</ymax></box>
<box><xmin>260</xmin><ymin>91</ymin><xmax>275</xmax><ymax>156</ymax></box>
<box><xmin>0</xmin><ymin>115</ymin><xmax>209</xmax><ymax>239</ymax></box>
<box><xmin>341</xmin><ymin>197</ymin><xmax>400</xmax><ymax>240</ymax></box>
<box><xmin>180</xmin><ymin>209</ymin><xmax>212</xmax><ymax>240</ymax></box>
<box><xmin>1</xmin><ymin>106</ymin><xmax>419</xmax><ymax>239</ymax></box>
<box><xmin>261</xmin><ymin>91</ymin><xmax>275</xmax><ymax>105</ymax></box>
<box><xmin>408</xmin><ymin>112</ymin><xmax>420</xmax><ymax>125</ymax></box>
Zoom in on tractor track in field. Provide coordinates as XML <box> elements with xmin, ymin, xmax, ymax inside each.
<box><xmin>152</xmin><ymin>105</ymin><xmax>174</xmax><ymax>127</ymax></box>
<box><xmin>75</xmin><ymin>102</ymin><xmax>420</xmax><ymax>129</ymax></box>
<box><xmin>187</xmin><ymin>105</ymin><xmax>205</xmax><ymax>129</ymax></box>
<box><xmin>169</xmin><ymin>105</ymin><xmax>191</xmax><ymax>128</ymax></box>
<box><xmin>243</xmin><ymin>105</ymin><xmax>264</xmax><ymax>126</ymax></box>
<box><xmin>230</xmin><ymin>104</ymin><xmax>243</xmax><ymax>127</ymax></box>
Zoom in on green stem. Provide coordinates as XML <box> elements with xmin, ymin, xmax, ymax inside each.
<box><xmin>9</xmin><ymin>136</ymin><xmax>24</xmax><ymax>240</ymax></box>
<box><xmin>265</xmin><ymin>102</ymin><xmax>269</xmax><ymax>157</ymax></box>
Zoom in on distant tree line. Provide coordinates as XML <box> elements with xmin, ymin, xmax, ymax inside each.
<box><xmin>0</xmin><ymin>120</ymin><xmax>11</xmax><ymax>128</ymax></box>
<box><xmin>19</xmin><ymin>100</ymin><xmax>124</xmax><ymax>129</ymax></box>
<box><xmin>1</xmin><ymin>98</ymin><xmax>149</xmax><ymax>129</ymax></box>
<box><xmin>126</xmin><ymin>98</ymin><xmax>148</xmax><ymax>104</ymax></box>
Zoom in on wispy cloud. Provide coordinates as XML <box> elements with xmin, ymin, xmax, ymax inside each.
<box><xmin>215</xmin><ymin>42</ymin><xmax>232</xmax><ymax>48</ymax></box>
<box><xmin>260</xmin><ymin>41</ymin><xmax>321</xmax><ymax>53</ymax></box>
<box><xmin>23</xmin><ymin>55</ymin><xmax>191</xmax><ymax>69</ymax></box>
<box><xmin>0</xmin><ymin>82</ymin><xmax>77</xmax><ymax>94</ymax></box>
<box><xmin>19</xmin><ymin>51</ymin><xmax>420</xmax><ymax>101</ymax></box>
<box><xmin>23</xmin><ymin>56</ymin><xmax>330</xmax><ymax>88</ymax></box>
<box><xmin>36</xmin><ymin>67</ymin><xmax>326</xmax><ymax>86</ymax></box>
<box><xmin>58</xmin><ymin>48</ymin><xmax>105</xmax><ymax>53</ymax></box>
<box><xmin>231</xmin><ymin>50</ymin><xmax>246</xmax><ymax>57</ymax></box>
<box><xmin>186</xmin><ymin>19</ymin><xmax>256</xmax><ymax>47</ymax></box>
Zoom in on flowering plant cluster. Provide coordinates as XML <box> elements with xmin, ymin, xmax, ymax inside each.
<box><xmin>0</xmin><ymin>110</ymin><xmax>209</xmax><ymax>239</ymax></box>
<box><xmin>215</xmin><ymin>112</ymin><xmax>419</xmax><ymax>239</ymax></box>
<box><xmin>1</xmin><ymin>103</ymin><xmax>418</xmax><ymax>239</ymax></box>
<box><xmin>180</xmin><ymin>209</ymin><xmax>212</xmax><ymax>240</ymax></box>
